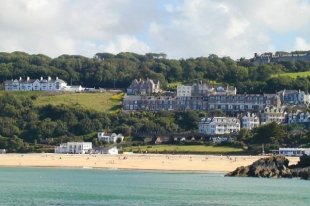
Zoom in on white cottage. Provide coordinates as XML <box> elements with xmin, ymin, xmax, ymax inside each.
<box><xmin>98</xmin><ymin>132</ymin><xmax>124</xmax><ymax>143</ymax></box>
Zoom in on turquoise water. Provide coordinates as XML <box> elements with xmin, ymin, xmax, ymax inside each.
<box><xmin>0</xmin><ymin>167</ymin><xmax>309</xmax><ymax>206</ymax></box>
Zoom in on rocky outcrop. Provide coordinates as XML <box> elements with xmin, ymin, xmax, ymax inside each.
<box><xmin>226</xmin><ymin>156</ymin><xmax>291</xmax><ymax>178</ymax></box>
<box><xmin>292</xmin><ymin>155</ymin><xmax>310</xmax><ymax>168</ymax></box>
<box><xmin>291</xmin><ymin>167</ymin><xmax>310</xmax><ymax>180</ymax></box>
<box><xmin>226</xmin><ymin>155</ymin><xmax>310</xmax><ymax>180</ymax></box>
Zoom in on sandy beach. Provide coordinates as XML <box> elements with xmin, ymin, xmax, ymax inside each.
<box><xmin>0</xmin><ymin>153</ymin><xmax>300</xmax><ymax>172</ymax></box>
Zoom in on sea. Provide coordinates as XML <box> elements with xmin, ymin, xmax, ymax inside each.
<box><xmin>0</xmin><ymin>167</ymin><xmax>309</xmax><ymax>206</ymax></box>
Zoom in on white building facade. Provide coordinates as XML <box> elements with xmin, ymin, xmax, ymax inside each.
<box><xmin>198</xmin><ymin>117</ymin><xmax>240</xmax><ymax>135</ymax></box>
<box><xmin>260</xmin><ymin>107</ymin><xmax>286</xmax><ymax>125</ymax></box>
<box><xmin>55</xmin><ymin>142</ymin><xmax>92</xmax><ymax>154</ymax></box>
<box><xmin>98</xmin><ymin>132</ymin><xmax>124</xmax><ymax>143</ymax></box>
<box><xmin>177</xmin><ymin>85</ymin><xmax>192</xmax><ymax>97</ymax></box>
<box><xmin>241</xmin><ymin>113</ymin><xmax>260</xmax><ymax>130</ymax></box>
<box><xmin>279</xmin><ymin>148</ymin><xmax>310</xmax><ymax>156</ymax></box>
<box><xmin>93</xmin><ymin>146</ymin><xmax>119</xmax><ymax>155</ymax></box>
<box><xmin>4</xmin><ymin>76</ymin><xmax>83</xmax><ymax>92</ymax></box>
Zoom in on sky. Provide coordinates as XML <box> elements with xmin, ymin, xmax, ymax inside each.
<box><xmin>1</xmin><ymin>0</ymin><xmax>310</xmax><ymax>59</ymax></box>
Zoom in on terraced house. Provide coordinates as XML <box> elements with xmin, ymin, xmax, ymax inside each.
<box><xmin>4</xmin><ymin>76</ymin><xmax>84</xmax><ymax>92</ymax></box>
<box><xmin>123</xmin><ymin>93</ymin><xmax>281</xmax><ymax>112</ymax></box>
<box><xmin>125</xmin><ymin>80</ymin><xmax>278</xmax><ymax>112</ymax></box>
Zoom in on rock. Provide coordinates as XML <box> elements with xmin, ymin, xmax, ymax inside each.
<box><xmin>293</xmin><ymin>155</ymin><xmax>310</xmax><ymax>168</ymax></box>
<box><xmin>291</xmin><ymin>167</ymin><xmax>310</xmax><ymax>180</ymax></box>
<box><xmin>300</xmin><ymin>169</ymin><xmax>310</xmax><ymax>180</ymax></box>
<box><xmin>226</xmin><ymin>156</ymin><xmax>290</xmax><ymax>178</ymax></box>
<box><xmin>226</xmin><ymin>155</ymin><xmax>310</xmax><ymax>180</ymax></box>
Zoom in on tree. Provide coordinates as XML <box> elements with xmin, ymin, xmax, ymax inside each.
<box><xmin>251</xmin><ymin>122</ymin><xmax>286</xmax><ymax>145</ymax></box>
<box><xmin>37</xmin><ymin>118</ymin><xmax>57</xmax><ymax>138</ymax></box>
<box><xmin>175</xmin><ymin>111</ymin><xmax>199</xmax><ymax>131</ymax></box>
<box><xmin>76</xmin><ymin>118</ymin><xmax>96</xmax><ymax>135</ymax></box>
<box><xmin>266</xmin><ymin>76</ymin><xmax>294</xmax><ymax>93</ymax></box>
<box><xmin>237</xmin><ymin>128</ymin><xmax>252</xmax><ymax>142</ymax></box>
<box><xmin>0</xmin><ymin>117</ymin><xmax>20</xmax><ymax>137</ymax></box>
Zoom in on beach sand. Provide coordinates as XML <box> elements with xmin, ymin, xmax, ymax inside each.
<box><xmin>0</xmin><ymin>153</ymin><xmax>300</xmax><ymax>172</ymax></box>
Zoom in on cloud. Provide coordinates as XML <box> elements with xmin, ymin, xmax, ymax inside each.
<box><xmin>0</xmin><ymin>0</ymin><xmax>155</xmax><ymax>57</ymax></box>
<box><xmin>295</xmin><ymin>37</ymin><xmax>310</xmax><ymax>51</ymax></box>
<box><xmin>149</xmin><ymin>0</ymin><xmax>272</xmax><ymax>58</ymax></box>
<box><xmin>0</xmin><ymin>0</ymin><xmax>310</xmax><ymax>59</ymax></box>
<box><xmin>102</xmin><ymin>35</ymin><xmax>150</xmax><ymax>54</ymax></box>
<box><xmin>243</xmin><ymin>0</ymin><xmax>310</xmax><ymax>33</ymax></box>
<box><xmin>148</xmin><ymin>0</ymin><xmax>310</xmax><ymax>59</ymax></box>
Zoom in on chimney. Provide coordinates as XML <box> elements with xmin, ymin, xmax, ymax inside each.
<box><xmin>48</xmin><ymin>76</ymin><xmax>51</xmax><ymax>81</ymax></box>
<box><xmin>40</xmin><ymin>77</ymin><xmax>43</xmax><ymax>81</ymax></box>
<box><xmin>56</xmin><ymin>77</ymin><xmax>58</xmax><ymax>80</ymax></box>
<box><xmin>27</xmin><ymin>76</ymin><xmax>30</xmax><ymax>81</ymax></box>
<box><xmin>19</xmin><ymin>77</ymin><xmax>22</xmax><ymax>81</ymax></box>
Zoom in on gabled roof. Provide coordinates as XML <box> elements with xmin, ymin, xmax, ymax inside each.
<box><xmin>20</xmin><ymin>79</ymin><xmax>36</xmax><ymax>83</ymax></box>
<box><xmin>4</xmin><ymin>77</ymin><xmax>67</xmax><ymax>84</ymax></box>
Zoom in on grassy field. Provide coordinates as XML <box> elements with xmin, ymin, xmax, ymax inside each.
<box><xmin>0</xmin><ymin>91</ymin><xmax>123</xmax><ymax>113</ymax></box>
<box><xmin>122</xmin><ymin>145</ymin><xmax>244</xmax><ymax>154</ymax></box>
<box><xmin>272</xmin><ymin>71</ymin><xmax>310</xmax><ymax>79</ymax></box>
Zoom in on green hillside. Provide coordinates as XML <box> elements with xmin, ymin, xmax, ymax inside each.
<box><xmin>0</xmin><ymin>91</ymin><xmax>123</xmax><ymax>112</ymax></box>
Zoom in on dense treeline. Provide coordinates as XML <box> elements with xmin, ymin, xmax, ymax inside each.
<box><xmin>237</xmin><ymin>122</ymin><xmax>310</xmax><ymax>153</ymax></box>
<box><xmin>1</xmin><ymin>51</ymin><xmax>310</xmax><ymax>93</ymax></box>
<box><xmin>0</xmin><ymin>93</ymin><xmax>204</xmax><ymax>152</ymax></box>
<box><xmin>0</xmin><ymin>93</ymin><xmax>309</xmax><ymax>153</ymax></box>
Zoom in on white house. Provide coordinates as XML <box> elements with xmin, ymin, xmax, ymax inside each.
<box><xmin>98</xmin><ymin>132</ymin><xmax>124</xmax><ymax>143</ymax></box>
<box><xmin>241</xmin><ymin>113</ymin><xmax>260</xmax><ymax>130</ymax></box>
<box><xmin>278</xmin><ymin>148</ymin><xmax>310</xmax><ymax>156</ymax></box>
<box><xmin>4</xmin><ymin>76</ymin><xmax>83</xmax><ymax>92</ymax></box>
<box><xmin>198</xmin><ymin>117</ymin><xmax>240</xmax><ymax>135</ymax></box>
<box><xmin>177</xmin><ymin>85</ymin><xmax>192</xmax><ymax>97</ymax></box>
<box><xmin>260</xmin><ymin>107</ymin><xmax>286</xmax><ymax>125</ymax></box>
<box><xmin>55</xmin><ymin>142</ymin><xmax>92</xmax><ymax>154</ymax></box>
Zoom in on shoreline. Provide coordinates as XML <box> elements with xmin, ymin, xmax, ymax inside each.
<box><xmin>0</xmin><ymin>165</ymin><xmax>227</xmax><ymax>174</ymax></box>
<box><xmin>0</xmin><ymin>153</ymin><xmax>300</xmax><ymax>173</ymax></box>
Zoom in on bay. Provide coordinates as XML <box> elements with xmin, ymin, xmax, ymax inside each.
<box><xmin>0</xmin><ymin>167</ymin><xmax>309</xmax><ymax>206</ymax></box>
